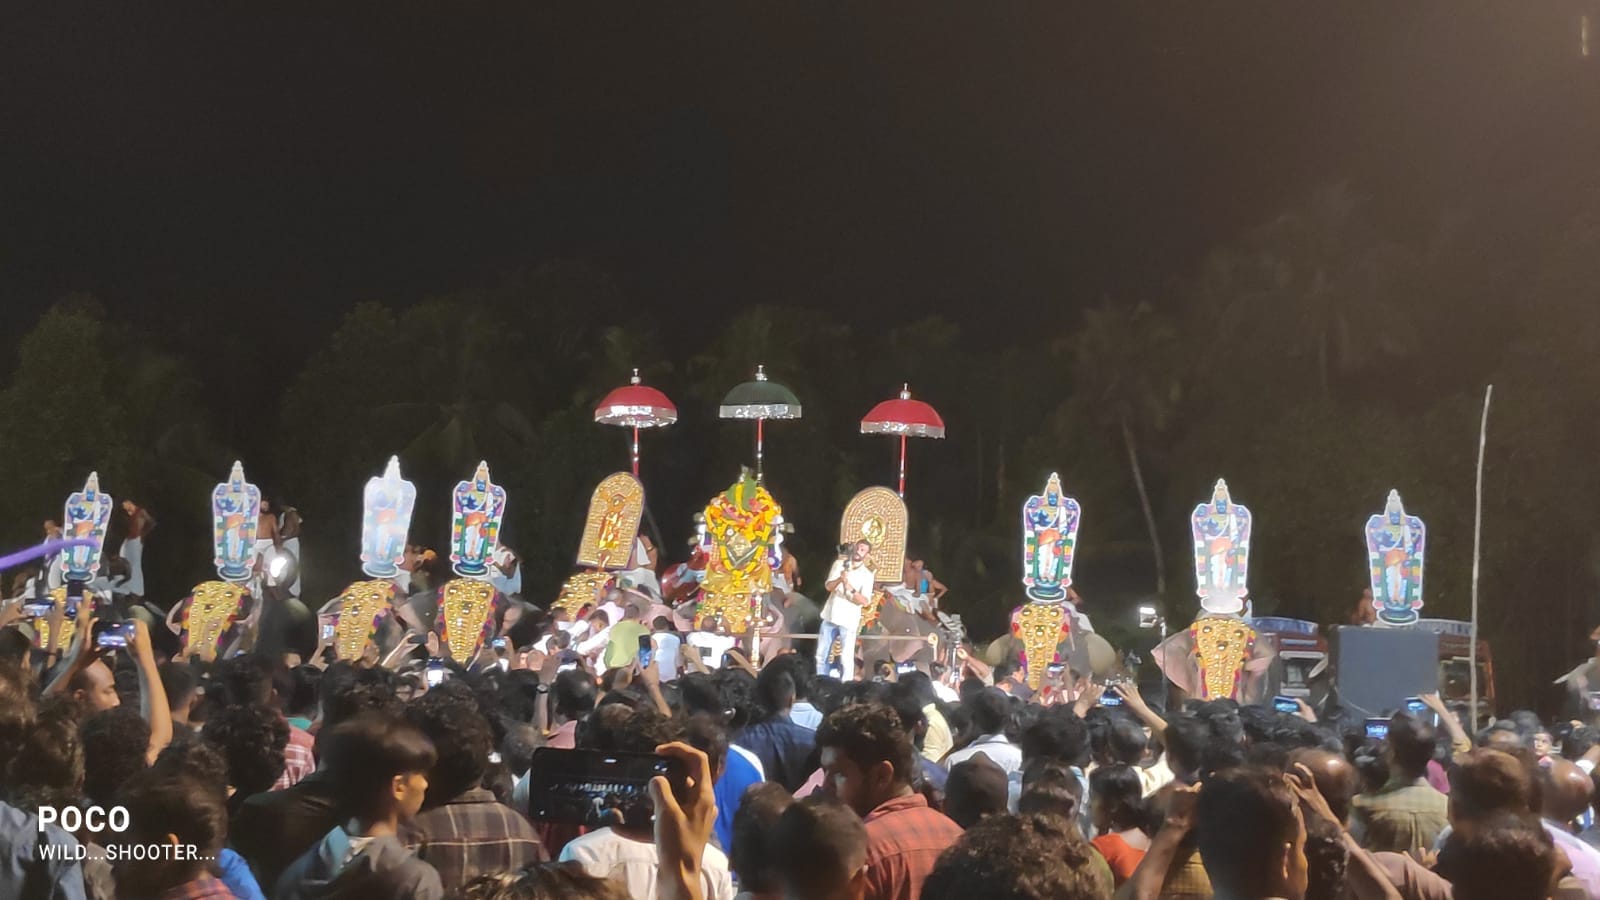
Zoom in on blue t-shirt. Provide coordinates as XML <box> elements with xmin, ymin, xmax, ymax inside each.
<box><xmin>0</xmin><ymin>800</ymin><xmax>87</xmax><ymax>900</ymax></box>
<box><xmin>218</xmin><ymin>848</ymin><xmax>266</xmax><ymax>900</ymax></box>
<box><xmin>713</xmin><ymin>749</ymin><xmax>764</xmax><ymax>853</ymax></box>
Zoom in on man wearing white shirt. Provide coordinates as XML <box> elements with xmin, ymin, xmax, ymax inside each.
<box><xmin>576</xmin><ymin>610</ymin><xmax>612</xmax><ymax>670</ymax></box>
<box><xmin>817</xmin><ymin>541</ymin><xmax>874</xmax><ymax>682</ymax></box>
<box><xmin>943</xmin><ymin>688</ymin><xmax>1023</xmax><ymax>774</ymax></box>
<box><xmin>649</xmin><ymin>617</ymin><xmax>681</xmax><ymax>680</ymax></box>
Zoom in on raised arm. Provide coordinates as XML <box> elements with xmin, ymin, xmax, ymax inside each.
<box><xmin>1116</xmin><ymin>783</ymin><xmax>1198</xmax><ymax>900</ymax></box>
<box><xmin>1112</xmin><ymin>681</ymin><xmax>1169</xmax><ymax>735</ymax></box>
<box><xmin>1290</xmin><ymin>763</ymin><xmax>1402</xmax><ymax>900</ymax></box>
<box><xmin>652</xmin><ymin>742</ymin><xmax>716</xmax><ymax>900</ymax></box>
<box><xmin>42</xmin><ymin>602</ymin><xmax>96</xmax><ymax>696</ymax></box>
<box><xmin>132</xmin><ymin>620</ymin><xmax>173</xmax><ymax>764</ymax></box>
<box><xmin>1418</xmin><ymin>692</ymin><xmax>1471</xmax><ymax>759</ymax></box>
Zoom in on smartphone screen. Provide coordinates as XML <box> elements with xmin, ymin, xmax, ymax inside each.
<box><xmin>21</xmin><ymin>602</ymin><xmax>53</xmax><ymax>618</ymax></box>
<box><xmin>321</xmin><ymin>623</ymin><xmax>336</xmax><ymax>641</ymax></box>
<box><xmin>525</xmin><ymin>747</ymin><xmax>687</xmax><ymax>827</ymax></box>
<box><xmin>1364</xmin><ymin>718</ymin><xmax>1390</xmax><ymax>741</ymax></box>
<box><xmin>1588</xmin><ymin>691</ymin><xmax>1600</xmax><ymax>712</ymax></box>
<box><xmin>637</xmin><ymin>634</ymin><xmax>654</xmax><ymax>670</ymax></box>
<box><xmin>896</xmin><ymin>661</ymin><xmax>917</xmax><ymax>674</ymax></box>
<box><xmin>1273</xmin><ymin>696</ymin><xmax>1299</xmax><ymax>714</ymax></box>
<box><xmin>64</xmin><ymin>580</ymin><xmax>85</xmax><ymax>620</ymax></box>
<box><xmin>1100</xmin><ymin>692</ymin><xmax>1124</xmax><ymax>707</ymax></box>
<box><xmin>493</xmin><ymin>636</ymin><xmax>509</xmax><ymax>650</ymax></box>
<box><xmin>95</xmin><ymin>621</ymin><xmax>136</xmax><ymax>649</ymax></box>
<box><xmin>425</xmin><ymin>659</ymin><xmax>447</xmax><ymax>687</ymax></box>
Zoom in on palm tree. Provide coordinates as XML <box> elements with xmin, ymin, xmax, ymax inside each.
<box><xmin>1064</xmin><ymin>300</ymin><xmax>1181</xmax><ymax>599</ymax></box>
<box><xmin>1204</xmin><ymin>183</ymin><xmax>1417</xmax><ymax>397</ymax></box>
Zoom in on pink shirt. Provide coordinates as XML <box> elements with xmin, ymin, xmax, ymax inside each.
<box><xmin>546</xmin><ymin>719</ymin><xmax>578</xmax><ymax>750</ymax></box>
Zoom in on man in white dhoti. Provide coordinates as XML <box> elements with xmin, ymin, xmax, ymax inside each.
<box><xmin>817</xmin><ymin>541</ymin><xmax>874</xmax><ymax>681</ymax></box>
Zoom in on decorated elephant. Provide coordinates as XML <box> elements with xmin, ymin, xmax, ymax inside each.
<box><xmin>857</xmin><ymin>589</ymin><xmax>940</xmax><ymax>669</ymax></box>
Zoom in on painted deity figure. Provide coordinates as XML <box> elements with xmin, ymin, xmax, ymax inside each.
<box><xmin>1365</xmin><ymin>489</ymin><xmax>1426</xmax><ymax>626</ymax></box>
<box><xmin>1192</xmin><ymin>479</ymin><xmax>1252</xmax><ymax>614</ymax></box>
<box><xmin>61</xmin><ymin>472</ymin><xmax>113</xmax><ymax>582</ymax></box>
<box><xmin>450</xmin><ymin>461</ymin><xmax>507</xmax><ymax>578</ymax></box>
<box><xmin>1022</xmin><ymin>473</ymin><xmax>1081</xmax><ymax>602</ymax></box>
<box><xmin>695</xmin><ymin>472</ymin><xmax>781</xmax><ymax>635</ymax></box>
<box><xmin>1151</xmin><ymin>478</ymin><xmax>1270</xmax><ymax>702</ymax></box>
<box><xmin>361</xmin><ymin>456</ymin><xmax>417</xmax><ymax>579</ymax></box>
<box><xmin>212</xmin><ymin>462</ymin><xmax>262</xmax><ymax>584</ymax></box>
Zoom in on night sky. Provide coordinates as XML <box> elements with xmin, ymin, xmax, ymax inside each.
<box><xmin>1</xmin><ymin>4</ymin><xmax>1592</xmax><ymax>356</ymax></box>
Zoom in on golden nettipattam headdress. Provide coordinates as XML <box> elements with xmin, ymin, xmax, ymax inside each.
<box><xmin>436</xmin><ymin>578</ymin><xmax>500</xmax><ymax>666</ymax></box>
<box><xmin>576</xmin><ymin>473</ymin><xmax>645</xmax><ymax>570</ymax></box>
<box><xmin>332</xmin><ymin>579</ymin><xmax>398</xmax><ymax>662</ymax></box>
<box><xmin>838</xmin><ymin>487</ymin><xmax>907</xmax><ymax>585</ymax></box>
<box><xmin>181</xmin><ymin>581</ymin><xmax>249</xmax><ymax>662</ymax></box>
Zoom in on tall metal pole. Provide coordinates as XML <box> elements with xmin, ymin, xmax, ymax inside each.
<box><xmin>1469</xmin><ymin>384</ymin><xmax>1493</xmax><ymax>725</ymax></box>
<box><xmin>631</xmin><ymin>426</ymin><xmax>641</xmax><ymax>478</ymax></box>
<box><xmin>756</xmin><ymin>417</ymin><xmax>766</xmax><ymax>484</ymax></box>
<box><xmin>898</xmin><ymin>435</ymin><xmax>908</xmax><ymax>497</ymax></box>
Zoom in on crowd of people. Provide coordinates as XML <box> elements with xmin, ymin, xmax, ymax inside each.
<box><xmin>5</xmin><ymin>506</ymin><xmax>1600</xmax><ymax>900</ymax></box>
<box><xmin>5</xmin><ymin>586</ymin><xmax>1600</xmax><ymax>900</ymax></box>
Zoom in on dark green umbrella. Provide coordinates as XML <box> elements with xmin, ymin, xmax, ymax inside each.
<box><xmin>719</xmin><ymin>365</ymin><xmax>802</xmax><ymax>483</ymax></box>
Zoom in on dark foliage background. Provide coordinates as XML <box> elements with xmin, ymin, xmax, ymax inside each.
<box><xmin>1</xmin><ymin>4</ymin><xmax>1597</xmax><ymax>711</ymax></box>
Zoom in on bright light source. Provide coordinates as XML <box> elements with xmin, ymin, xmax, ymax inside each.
<box><xmin>268</xmin><ymin>555</ymin><xmax>289</xmax><ymax>579</ymax></box>
<box><xmin>1138</xmin><ymin>605</ymin><xmax>1156</xmax><ymax>618</ymax></box>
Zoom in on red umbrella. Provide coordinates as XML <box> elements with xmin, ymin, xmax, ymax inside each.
<box><xmin>594</xmin><ymin>369</ymin><xmax>678</xmax><ymax>477</ymax></box>
<box><xmin>860</xmin><ymin>385</ymin><xmax>946</xmax><ymax>496</ymax></box>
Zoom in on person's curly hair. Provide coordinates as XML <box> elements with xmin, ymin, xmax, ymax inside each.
<box><xmin>9</xmin><ymin>697</ymin><xmax>84</xmax><ymax>810</ymax></box>
<box><xmin>404</xmin><ymin>695</ymin><xmax>495</xmax><ymax>806</ymax></box>
<box><xmin>452</xmin><ymin>862</ymin><xmax>630</xmax><ymax>900</ymax></box>
<box><xmin>922</xmin><ymin>812</ymin><xmax>1107</xmax><ymax>900</ymax></box>
<box><xmin>201</xmin><ymin>703</ymin><xmax>287</xmax><ymax>796</ymax></box>
<box><xmin>151</xmin><ymin>738</ymin><xmax>231</xmax><ymax>801</ymax></box>
<box><xmin>816</xmin><ymin>702</ymin><xmax>918</xmax><ymax>787</ymax></box>
<box><xmin>578</xmin><ymin>706</ymin><xmax>684</xmax><ymax>757</ymax></box>
<box><xmin>321</xmin><ymin>682</ymin><xmax>404</xmax><ymax>732</ymax></box>
<box><xmin>81</xmin><ymin>706</ymin><xmax>152</xmax><ymax>807</ymax></box>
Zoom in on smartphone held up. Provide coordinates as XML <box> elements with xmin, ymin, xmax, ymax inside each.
<box><xmin>524</xmin><ymin>748</ymin><xmax>688</xmax><ymax>829</ymax></box>
<box><xmin>93</xmin><ymin>620</ymin><xmax>137</xmax><ymax>650</ymax></box>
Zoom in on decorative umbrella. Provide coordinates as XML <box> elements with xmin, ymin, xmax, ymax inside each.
<box><xmin>719</xmin><ymin>365</ymin><xmax>802</xmax><ymax>483</ymax></box>
<box><xmin>861</xmin><ymin>384</ymin><xmax>945</xmax><ymax>497</ymax></box>
<box><xmin>595</xmin><ymin>369</ymin><xmax>678</xmax><ymax>477</ymax></box>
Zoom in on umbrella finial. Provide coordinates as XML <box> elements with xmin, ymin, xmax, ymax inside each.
<box><xmin>755</xmin><ymin>364</ymin><xmax>767</xmax><ymax>381</ymax></box>
<box><xmin>630</xmin><ymin>368</ymin><xmax>641</xmax><ymax>385</ymax></box>
<box><xmin>900</xmin><ymin>383</ymin><xmax>911</xmax><ymax>399</ymax></box>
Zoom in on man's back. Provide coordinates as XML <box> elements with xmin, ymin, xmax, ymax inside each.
<box><xmin>1351</xmin><ymin>779</ymin><xmax>1450</xmax><ymax>854</ymax></box>
<box><xmin>861</xmin><ymin>793</ymin><xmax>963</xmax><ymax>900</ymax></box>
<box><xmin>231</xmin><ymin>770</ymin><xmax>347</xmax><ymax>890</ymax></box>
<box><xmin>559</xmin><ymin>826</ymin><xmax>734</xmax><ymax>900</ymax></box>
<box><xmin>274</xmin><ymin>828</ymin><xmax>442</xmax><ymax>900</ymax></box>
<box><xmin>944</xmin><ymin>735</ymin><xmax>1023</xmax><ymax>775</ymax></box>
<box><xmin>735</xmin><ymin>716</ymin><xmax>816</xmax><ymax>792</ymax></box>
<box><xmin>714</xmin><ymin>745</ymin><xmax>764</xmax><ymax>852</ymax></box>
<box><xmin>0</xmin><ymin>801</ymin><xmax>87</xmax><ymax>900</ymax></box>
<box><xmin>604</xmin><ymin>620</ymin><xmax>650</xmax><ymax>669</ymax></box>
<box><xmin>402</xmin><ymin>788</ymin><xmax>546</xmax><ymax>893</ymax></box>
